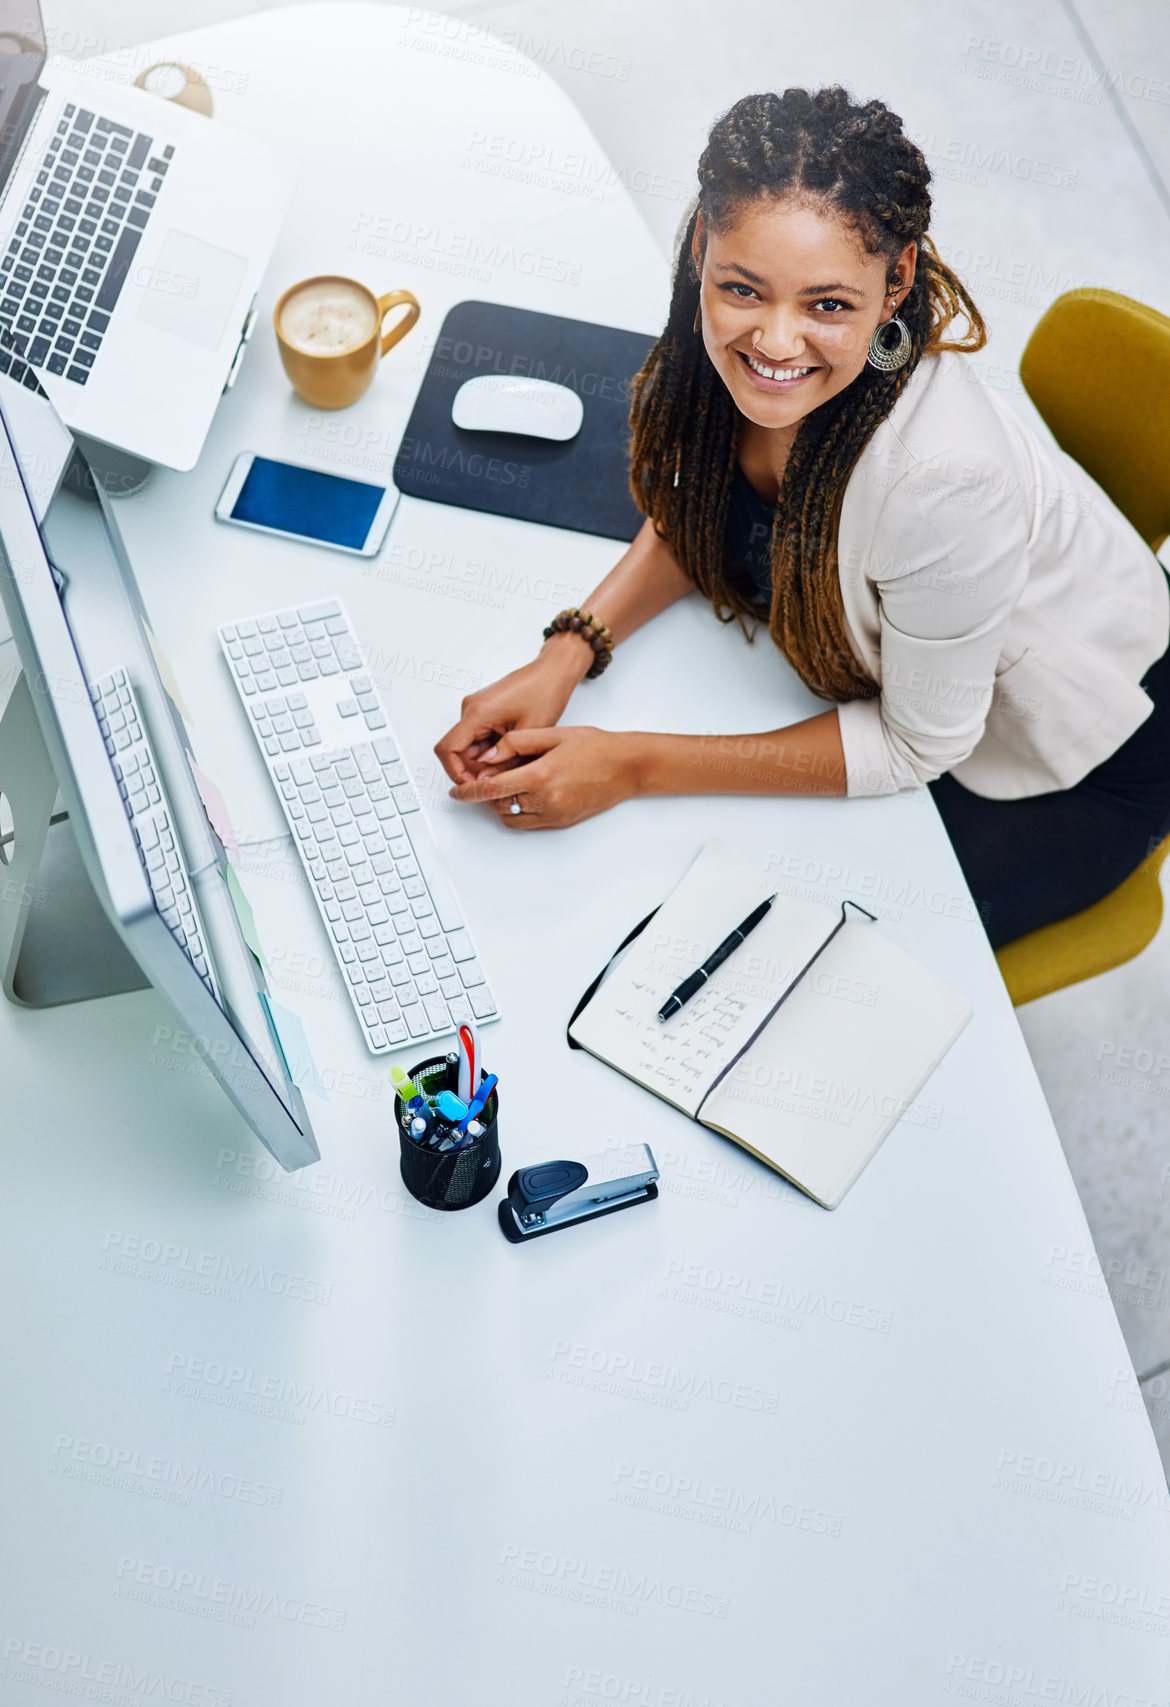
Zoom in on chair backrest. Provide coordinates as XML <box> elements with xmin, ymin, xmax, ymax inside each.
<box><xmin>1020</xmin><ymin>289</ymin><xmax>1170</xmax><ymax>551</ymax></box>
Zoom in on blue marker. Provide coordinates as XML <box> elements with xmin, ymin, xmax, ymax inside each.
<box><xmin>456</xmin><ymin>1073</ymin><xmax>497</xmax><ymax>1135</ymax></box>
<box><xmin>435</xmin><ymin>1090</ymin><xmax>468</xmax><ymax>1123</ymax></box>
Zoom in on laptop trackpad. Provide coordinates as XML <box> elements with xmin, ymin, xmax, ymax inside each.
<box><xmin>135</xmin><ymin>230</ymin><xmax>249</xmax><ymax>351</ymax></box>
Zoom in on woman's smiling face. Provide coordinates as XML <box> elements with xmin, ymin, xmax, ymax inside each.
<box><xmin>692</xmin><ymin>197</ymin><xmax>917</xmax><ymax>431</ymax></box>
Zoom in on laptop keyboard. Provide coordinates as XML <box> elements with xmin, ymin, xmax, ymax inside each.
<box><xmin>0</xmin><ymin>101</ymin><xmax>172</xmax><ymax>393</ymax></box>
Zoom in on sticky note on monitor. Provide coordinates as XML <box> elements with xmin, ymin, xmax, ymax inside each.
<box><xmin>225</xmin><ymin>862</ymin><xmax>266</xmax><ymax>970</ymax></box>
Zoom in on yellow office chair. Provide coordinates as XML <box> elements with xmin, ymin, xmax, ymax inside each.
<box><xmin>995</xmin><ymin>289</ymin><xmax>1170</xmax><ymax>1005</ymax></box>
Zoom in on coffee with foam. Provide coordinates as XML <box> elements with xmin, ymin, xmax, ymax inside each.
<box><xmin>275</xmin><ymin>273</ymin><xmax>419</xmax><ymax>408</ymax></box>
<box><xmin>279</xmin><ymin>280</ymin><xmax>377</xmax><ymax>355</ymax></box>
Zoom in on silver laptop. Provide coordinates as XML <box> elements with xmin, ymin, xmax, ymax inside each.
<box><xmin>0</xmin><ymin>3</ymin><xmax>293</xmax><ymax>470</ymax></box>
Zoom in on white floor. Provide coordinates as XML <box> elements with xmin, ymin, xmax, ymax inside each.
<box><xmin>32</xmin><ymin>0</ymin><xmax>1170</xmax><ymax>1469</ymax></box>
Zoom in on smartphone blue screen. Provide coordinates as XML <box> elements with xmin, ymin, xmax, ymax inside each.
<box><xmin>231</xmin><ymin>457</ymin><xmax>386</xmax><ymax>549</ymax></box>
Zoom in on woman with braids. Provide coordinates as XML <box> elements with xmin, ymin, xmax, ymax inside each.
<box><xmin>435</xmin><ymin>87</ymin><xmax>1170</xmax><ymax>949</ymax></box>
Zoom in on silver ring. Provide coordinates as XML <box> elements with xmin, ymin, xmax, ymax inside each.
<box><xmin>509</xmin><ymin>797</ymin><xmax>523</xmax><ymax>816</ymax></box>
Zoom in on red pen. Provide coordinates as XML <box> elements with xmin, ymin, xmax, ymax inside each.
<box><xmin>457</xmin><ymin>1022</ymin><xmax>477</xmax><ymax>1104</ymax></box>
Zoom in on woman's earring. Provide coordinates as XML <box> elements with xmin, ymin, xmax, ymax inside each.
<box><xmin>866</xmin><ymin>294</ymin><xmax>912</xmax><ymax>372</ymax></box>
<box><xmin>693</xmin><ymin>301</ymin><xmax>702</xmax><ymax>335</ymax></box>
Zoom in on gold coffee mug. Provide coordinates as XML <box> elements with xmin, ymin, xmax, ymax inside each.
<box><xmin>274</xmin><ymin>275</ymin><xmax>421</xmax><ymax>410</ymax></box>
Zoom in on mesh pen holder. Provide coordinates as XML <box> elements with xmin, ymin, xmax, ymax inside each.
<box><xmin>394</xmin><ymin>1055</ymin><xmax>501</xmax><ymax>1211</ymax></box>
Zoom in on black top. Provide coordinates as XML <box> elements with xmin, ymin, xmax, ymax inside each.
<box><xmin>724</xmin><ymin>462</ymin><xmax>778</xmax><ymax>608</ymax></box>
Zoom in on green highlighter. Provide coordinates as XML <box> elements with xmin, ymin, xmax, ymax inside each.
<box><xmin>390</xmin><ymin>1065</ymin><xmax>426</xmax><ymax>1109</ymax></box>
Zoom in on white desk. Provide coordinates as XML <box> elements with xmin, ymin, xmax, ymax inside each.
<box><xmin>1</xmin><ymin>8</ymin><xmax>1168</xmax><ymax>1703</ymax></box>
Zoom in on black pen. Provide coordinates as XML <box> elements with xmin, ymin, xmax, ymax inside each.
<box><xmin>656</xmin><ymin>895</ymin><xmax>777</xmax><ymax>1021</ymax></box>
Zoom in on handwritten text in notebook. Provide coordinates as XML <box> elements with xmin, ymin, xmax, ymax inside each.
<box><xmin>601</xmin><ymin>907</ymin><xmax>828</xmax><ymax>1117</ymax></box>
<box><xmin>569</xmin><ymin>839</ymin><xmax>974</xmax><ymax>1207</ymax></box>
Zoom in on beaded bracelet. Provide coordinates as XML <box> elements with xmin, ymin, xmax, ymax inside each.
<box><xmin>541</xmin><ymin>608</ymin><xmax>614</xmax><ymax>678</ymax></box>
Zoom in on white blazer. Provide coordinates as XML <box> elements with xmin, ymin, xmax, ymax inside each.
<box><xmin>834</xmin><ymin>350</ymin><xmax>1170</xmax><ymax>799</ymax></box>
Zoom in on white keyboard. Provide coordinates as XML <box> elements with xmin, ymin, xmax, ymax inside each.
<box><xmin>217</xmin><ymin>598</ymin><xmax>499</xmax><ymax>1055</ymax></box>
<box><xmin>90</xmin><ymin>667</ymin><xmax>216</xmax><ymax>995</ymax></box>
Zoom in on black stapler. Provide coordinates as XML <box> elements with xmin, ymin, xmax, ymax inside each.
<box><xmin>498</xmin><ymin>1144</ymin><xmax>659</xmax><ymax>1243</ymax></box>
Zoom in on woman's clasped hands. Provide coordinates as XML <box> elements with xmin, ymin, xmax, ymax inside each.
<box><xmin>434</xmin><ymin>650</ymin><xmax>641</xmax><ymax>830</ymax></box>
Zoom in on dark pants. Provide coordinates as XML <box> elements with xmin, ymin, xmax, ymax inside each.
<box><xmin>928</xmin><ymin>632</ymin><xmax>1170</xmax><ymax>950</ymax></box>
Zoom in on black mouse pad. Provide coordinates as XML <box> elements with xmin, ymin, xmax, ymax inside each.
<box><xmin>392</xmin><ymin>300</ymin><xmax>658</xmax><ymax>541</ymax></box>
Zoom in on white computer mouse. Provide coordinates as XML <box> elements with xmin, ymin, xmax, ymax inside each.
<box><xmin>451</xmin><ymin>374</ymin><xmax>584</xmax><ymax>441</ymax></box>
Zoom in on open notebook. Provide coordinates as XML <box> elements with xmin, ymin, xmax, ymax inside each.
<box><xmin>569</xmin><ymin>840</ymin><xmax>972</xmax><ymax>1208</ymax></box>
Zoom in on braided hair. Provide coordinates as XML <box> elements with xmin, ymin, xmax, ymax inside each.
<box><xmin>627</xmin><ymin>87</ymin><xmax>986</xmax><ymax>702</ymax></box>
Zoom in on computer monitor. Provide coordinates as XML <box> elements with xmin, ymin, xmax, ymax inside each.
<box><xmin>0</xmin><ymin>378</ymin><xmax>320</xmax><ymax>1170</ymax></box>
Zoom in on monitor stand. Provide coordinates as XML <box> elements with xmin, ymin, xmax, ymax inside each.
<box><xmin>70</xmin><ymin>434</ymin><xmax>153</xmax><ymax>501</ymax></box>
<box><xmin>0</xmin><ymin>672</ymin><xmax>148</xmax><ymax>1007</ymax></box>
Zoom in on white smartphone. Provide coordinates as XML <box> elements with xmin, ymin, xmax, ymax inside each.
<box><xmin>215</xmin><ymin>453</ymin><xmax>398</xmax><ymax>557</ymax></box>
